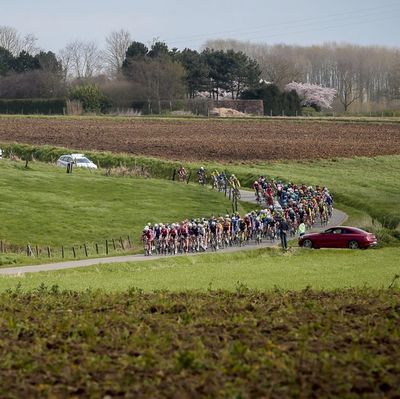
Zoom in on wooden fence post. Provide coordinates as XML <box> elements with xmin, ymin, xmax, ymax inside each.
<box><xmin>72</xmin><ymin>247</ymin><xmax>76</xmax><ymax>258</ymax></box>
<box><xmin>84</xmin><ymin>244</ymin><xmax>88</xmax><ymax>257</ymax></box>
<box><xmin>112</xmin><ymin>239</ymin><xmax>116</xmax><ymax>250</ymax></box>
<box><xmin>95</xmin><ymin>243</ymin><xmax>99</xmax><ymax>254</ymax></box>
<box><xmin>172</xmin><ymin>169</ymin><xmax>176</xmax><ymax>181</ymax></box>
<box><xmin>127</xmin><ymin>235</ymin><xmax>132</xmax><ymax>247</ymax></box>
<box><xmin>120</xmin><ymin>237</ymin><xmax>125</xmax><ymax>250</ymax></box>
<box><xmin>106</xmin><ymin>240</ymin><xmax>109</xmax><ymax>255</ymax></box>
<box><xmin>47</xmin><ymin>247</ymin><xmax>51</xmax><ymax>258</ymax></box>
<box><xmin>61</xmin><ymin>246</ymin><xmax>64</xmax><ymax>258</ymax></box>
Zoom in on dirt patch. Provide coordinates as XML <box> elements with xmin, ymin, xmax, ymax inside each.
<box><xmin>0</xmin><ymin>117</ymin><xmax>399</xmax><ymax>161</ymax></box>
<box><xmin>210</xmin><ymin>107</ymin><xmax>249</xmax><ymax>117</ymax></box>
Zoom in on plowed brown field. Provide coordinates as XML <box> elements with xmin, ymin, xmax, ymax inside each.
<box><xmin>0</xmin><ymin>117</ymin><xmax>399</xmax><ymax>161</ymax></box>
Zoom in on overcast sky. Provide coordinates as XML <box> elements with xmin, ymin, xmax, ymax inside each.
<box><xmin>3</xmin><ymin>0</ymin><xmax>400</xmax><ymax>52</ymax></box>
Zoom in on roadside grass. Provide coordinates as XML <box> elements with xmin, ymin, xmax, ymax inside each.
<box><xmin>1</xmin><ymin>247</ymin><xmax>399</xmax><ymax>292</ymax></box>
<box><xmin>0</xmin><ymin>160</ymin><xmax>236</xmax><ymax>249</ymax></box>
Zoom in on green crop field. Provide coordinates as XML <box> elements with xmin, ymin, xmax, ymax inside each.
<box><xmin>0</xmin><ymin>288</ymin><xmax>399</xmax><ymax>398</ymax></box>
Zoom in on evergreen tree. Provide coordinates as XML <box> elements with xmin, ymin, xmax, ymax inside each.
<box><xmin>0</xmin><ymin>46</ymin><xmax>14</xmax><ymax>76</ymax></box>
<box><xmin>241</xmin><ymin>83</ymin><xmax>301</xmax><ymax>116</ymax></box>
<box><xmin>176</xmin><ymin>49</ymin><xmax>209</xmax><ymax>98</ymax></box>
<box><xmin>13</xmin><ymin>50</ymin><xmax>40</xmax><ymax>73</ymax></box>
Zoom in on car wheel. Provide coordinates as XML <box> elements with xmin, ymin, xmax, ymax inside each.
<box><xmin>348</xmin><ymin>240</ymin><xmax>359</xmax><ymax>249</ymax></box>
<box><xmin>302</xmin><ymin>239</ymin><xmax>313</xmax><ymax>248</ymax></box>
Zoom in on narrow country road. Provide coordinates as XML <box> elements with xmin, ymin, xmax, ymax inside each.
<box><xmin>0</xmin><ymin>190</ymin><xmax>347</xmax><ymax>276</ymax></box>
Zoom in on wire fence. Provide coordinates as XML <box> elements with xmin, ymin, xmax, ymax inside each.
<box><xmin>0</xmin><ymin>235</ymin><xmax>134</xmax><ymax>260</ymax></box>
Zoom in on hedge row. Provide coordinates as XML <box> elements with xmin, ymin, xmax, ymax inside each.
<box><xmin>0</xmin><ymin>99</ymin><xmax>66</xmax><ymax>115</ymax></box>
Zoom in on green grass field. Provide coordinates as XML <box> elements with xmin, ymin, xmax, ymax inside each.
<box><xmin>1</xmin><ymin>247</ymin><xmax>399</xmax><ymax>292</ymax></box>
<box><xmin>4</xmin><ymin>142</ymin><xmax>400</xmax><ymax>232</ymax></box>
<box><xmin>0</xmin><ymin>160</ymin><xmax>236</xmax><ymax>249</ymax></box>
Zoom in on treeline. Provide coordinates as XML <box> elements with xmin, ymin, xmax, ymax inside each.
<box><xmin>1</xmin><ymin>25</ymin><xmax>399</xmax><ymax>114</ymax></box>
<box><xmin>205</xmin><ymin>39</ymin><xmax>400</xmax><ymax>112</ymax></box>
<box><xmin>0</xmin><ymin>44</ymin><xmax>66</xmax><ymax>100</ymax></box>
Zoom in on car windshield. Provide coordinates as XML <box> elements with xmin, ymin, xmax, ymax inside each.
<box><xmin>76</xmin><ymin>158</ymin><xmax>90</xmax><ymax>164</ymax></box>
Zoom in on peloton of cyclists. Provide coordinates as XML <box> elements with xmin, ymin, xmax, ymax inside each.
<box><xmin>141</xmin><ymin>174</ymin><xmax>333</xmax><ymax>254</ymax></box>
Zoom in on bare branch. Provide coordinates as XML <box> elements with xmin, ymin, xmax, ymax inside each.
<box><xmin>103</xmin><ymin>29</ymin><xmax>132</xmax><ymax>77</ymax></box>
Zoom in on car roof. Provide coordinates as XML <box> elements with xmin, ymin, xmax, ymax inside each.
<box><xmin>326</xmin><ymin>226</ymin><xmax>367</xmax><ymax>233</ymax></box>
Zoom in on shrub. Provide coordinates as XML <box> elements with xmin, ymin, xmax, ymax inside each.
<box><xmin>0</xmin><ymin>99</ymin><xmax>66</xmax><ymax>115</ymax></box>
<box><xmin>69</xmin><ymin>84</ymin><xmax>110</xmax><ymax>114</ymax></box>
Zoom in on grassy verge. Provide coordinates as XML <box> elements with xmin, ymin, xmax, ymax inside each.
<box><xmin>0</xmin><ymin>288</ymin><xmax>399</xmax><ymax>397</ymax></box>
<box><xmin>1</xmin><ymin>247</ymin><xmax>399</xmax><ymax>292</ymax></box>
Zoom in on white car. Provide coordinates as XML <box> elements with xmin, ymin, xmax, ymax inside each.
<box><xmin>56</xmin><ymin>154</ymin><xmax>98</xmax><ymax>169</ymax></box>
<box><xmin>0</xmin><ymin>148</ymin><xmax>3</xmax><ymax>159</ymax></box>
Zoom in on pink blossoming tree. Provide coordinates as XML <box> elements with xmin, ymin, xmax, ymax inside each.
<box><xmin>285</xmin><ymin>82</ymin><xmax>337</xmax><ymax>111</ymax></box>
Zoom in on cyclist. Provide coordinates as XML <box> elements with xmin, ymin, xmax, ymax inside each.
<box><xmin>160</xmin><ymin>224</ymin><xmax>169</xmax><ymax>255</ymax></box>
<box><xmin>229</xmin><ymin>174</ymin><xmax>241</xmax><ymax>189</ymax></box>
<box><xmin>177</xmin><ymin>165</ymin><xmax>187</xmax><ymax>182</ymax></box>
<box><xmin>211</xmin><ymin>170</ymin><xmax>219</xmax><ymax>190</ymax></box>
<box><xmin>178</xmin><ymin>221</ymin><xmax>189</xmax><ymax>253</ymax></box>
<box><xmin>142</xmin><ymin>227</ymin><xmax>154</xmax><ymax>256</ymax></box>
<box><xmin>222</xmin><ymin>215</ymin><xmax>231</xmax><ymax>247</ymax></box>
<box><xmin>209</xmin><ymin>219</ymin><xmax>218</xmax><ymax>250</ymax></box>
<box><xmin>218</xmin><ymin>171</ymin><xmax>227</xmax><ymax>191</ymax></box>
<box><xmin>197</xmin><ymin>220</ymin><xmax>207</xmax><ymax>251</ymax></box>
<box><xmin>169</xmin><ymin>224</ymin><xmax>178</xmax><ymax>254</ymax></box>
<box><xmin>197</xmin><ymin>167</ymin><xmax>206</xmax><ymax>185</ymax></box>
<box><xmin>325</xmin><ymin>192</ymin><xmax>333</xmax><ymax>217</ymax></box>
<box><xmin>238</xmin><ymin>217</ymin><xmax>247</xmax><ymax>245</ymax></box>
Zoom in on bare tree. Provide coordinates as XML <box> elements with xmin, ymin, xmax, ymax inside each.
<box><xmin>103</xmin><ymin>29</ymin><xmax>132</xmax><ymax>77</ymax></box>
<box><xmin>124</xmin><ymin>58</ymin><xmax>186</xmax><ymax>113</ymax></box>
<box><xmin>204</xmin><ymin>39</ymin><xmax>400</xmax><ymax>111</ymax></box>
<box><xmin>59</xmin><ymin>40</ymin><xmax>103</xmax><ymax>80</ymax></box>
<box><xmin>0</xmin><ymin>26</ymin><xmax>39</xmax><ymax>56</ymax></box>
<box><xmin>387</xmin><ymin>50</ymin><xmax>400</xmax><ymax>100</ymax></box>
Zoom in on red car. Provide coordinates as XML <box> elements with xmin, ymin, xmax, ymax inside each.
<box><xmin>298</xmin><ymin>226</ymin><xmax>378</xmax><ymax>249</ymax></box>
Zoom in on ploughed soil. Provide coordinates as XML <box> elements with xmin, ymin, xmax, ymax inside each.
<box><xmin>0</xmin><ymin>289</ymin><xmax>399</xmax><ymax>398</ymax></box>
<box><xmin>0</xmin><ymin>117</ymin><xmax>399</xmax><ymax>161</ymax></box>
